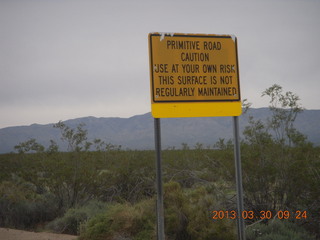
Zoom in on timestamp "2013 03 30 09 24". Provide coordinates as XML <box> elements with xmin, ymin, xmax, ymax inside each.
<box><xmin>211</xmin><ymin>210</ymin><xmax>307</xmax><ymax>220</ymax></box>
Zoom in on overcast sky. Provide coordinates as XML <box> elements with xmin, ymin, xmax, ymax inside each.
<box><xmin>0</xmin><ymin>0</ymin><xmax>319</xmax><ymax>128</ymax></box>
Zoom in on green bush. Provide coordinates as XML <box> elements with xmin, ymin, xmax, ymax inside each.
<box><xmin>163</xmin><ymin>181</ymin><xmax>235</xmax><ymax>240</ymax></box>
<box><xmin>79</xmin><ymin>181</ymin><xmax>235</xmax><ymax>240</ymax></box>
<box><xmin>0</xmin><ymin>180</ymin><xmax>58</xmax><ymax>229</ymax></box>
<box><xmin>80</xmin><ymin>199</ymin><xmax>156</xmax><ymax>240</ymax></box>
<box><xmin>246</xmin><ymin>219</ymin><xmax>316</xmax><ymax>240</ymax></box>
<box><xmin>46</xmin><ymin>200</ymin><xmax>109</xmax><ymax>235</ymax></box>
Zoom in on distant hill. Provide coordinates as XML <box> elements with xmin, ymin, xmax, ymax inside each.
<box><xmin>0</xmin><ymin>108</ymin><xmax>319</xmax><ymax>153</ymax></box>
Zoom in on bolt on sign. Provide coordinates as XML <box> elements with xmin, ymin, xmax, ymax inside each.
<box><xmin>149</xmin><ymin>32</ymin><xmax>242</xmax><ymax>118</ymax></box>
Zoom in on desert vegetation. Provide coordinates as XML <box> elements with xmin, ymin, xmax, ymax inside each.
<box><xmin>0</xmin><ymin>85</ymin><xmax>319</xmax><ymax>239</ymax></box>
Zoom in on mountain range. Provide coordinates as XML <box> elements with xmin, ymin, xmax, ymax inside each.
<box><xmin>0</xmin><ymin>108</ymin><xmax>319</xmax><ymax>153</ymax></box>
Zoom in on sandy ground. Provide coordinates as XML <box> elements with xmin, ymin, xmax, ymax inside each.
<box><xmin>0</xmin><ymin>228</ymin><xmax>78</xmax><ymax>240</ymax></box>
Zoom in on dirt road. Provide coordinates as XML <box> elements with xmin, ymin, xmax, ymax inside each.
<box><xmin>0</xmin><ymin>228</ymin><xmax>78</xmax><ymax>240</ymax></box>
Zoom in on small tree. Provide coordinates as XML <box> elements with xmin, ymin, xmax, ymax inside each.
<box><xmin>242</xmin><ymin>84</ymin><xmax>310</xmax><ymax>217</ymax></box>
<box><xmin>53</xmin><ymin>121</ymin><xmax>92</xmax><ymax>152</ymax></box>
<box><xmin>262</xmin><ymin>84</ymin><xmax>304</xmax><ymax>146</ymax></box>
<box><xmin>14</xmin><ymin>138</ymin><xmax>45</xmax><ymax>154</ymax></box>
<box><xmin>51</xmin><ymin>121</ymin><xmax>96</xmax><ymax>208</ymax></box>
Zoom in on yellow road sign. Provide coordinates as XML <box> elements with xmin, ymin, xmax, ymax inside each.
<box><xmin>149</xmin><ymin>33</ymin><xmax>242</xmax><ymax>118</ymax></box>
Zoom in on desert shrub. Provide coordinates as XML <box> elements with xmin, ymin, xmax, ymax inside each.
<box><xmin>0</xmin><ymin>180</ymin><xmax>58</xmax><ymax>229</ymax></box>
<box><xmin>79</xmin><ymin>181</ymin><xmax>235</xmax><ymax>240</ymax></box>
<box><xmin>162</xmin><ymin>149</ymin><xmax>234</xmax><ymax>189</ymax></box>
<box><xmin>96</xmin><ymin>150</ymin><xmax>156</xmax><ymax>203</ymax></box>
<box><xmin>163</xmin><ymin>181</ymin><xmax>235</xmax><ymax>240</ymax></box>
<box><xmin>246</xmin><ymin>219</ymin><xmax>316</xmax><ymax>240</ymax></box>
<box><xmin>80</xmin><ymin>199</ymin><xmax>156</xmax><ymax>240</ymax></box>
<box><xmin>46</xmin><ymin>200</ymin><xmax>109</xmax><ymax>235</ymax></box>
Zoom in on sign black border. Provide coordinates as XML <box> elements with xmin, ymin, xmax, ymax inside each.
<box><xmin>149</xmin><ymin>33</ymin><xmax>241</xmax><ymax>103</ymax></box>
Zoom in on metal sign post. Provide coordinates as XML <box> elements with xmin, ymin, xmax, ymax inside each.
<box><xmin>233</xmin><ymin>116</ymin><xmax>246</xmax><ymax>240</ymax></box>
<box><xmin>154</xmin><ymin>118</ymin><xmax>165</xmax><ymax>240</ymax></box>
